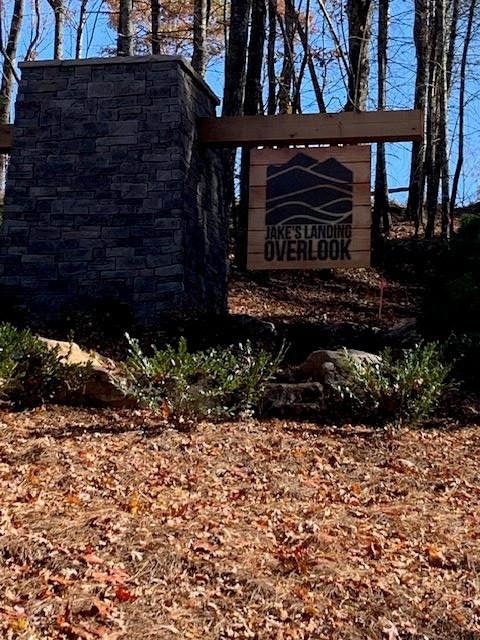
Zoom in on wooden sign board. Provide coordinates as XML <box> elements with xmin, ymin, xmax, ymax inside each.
<box><xmin>247</xmin><ymin>146</ymin><xmax>372</xmax><ymax>270</ymax></box>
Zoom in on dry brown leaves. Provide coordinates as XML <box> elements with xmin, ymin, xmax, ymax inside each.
<box><xmin>229</xmin><ymin>267</ymin><xmax>419</xmax><ymax>328</ymax></box>
<box><xmin>1</xmin><ymin>407</ymin><xmax>480</xmax><ymax>639</ymax></box>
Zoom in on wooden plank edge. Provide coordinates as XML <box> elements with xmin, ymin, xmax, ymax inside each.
<box><xmin>198</xmin><ymin>110</ymin><xmax>424</xmax><ymax>146</ymax></box>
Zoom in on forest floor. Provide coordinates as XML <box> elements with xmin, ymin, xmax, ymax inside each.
<box><xmin>1</xmin><ymin>407</ymin><xmax>480</xmax><ymax>640</ymax></box>
<box><xmin>229</xmin><ymin>265</ymin><xmax>417</xmax><ymax>332</ymax></box>
<box><xmin>2</xmin><ymin>222</ymin><xmax>480</xmax><ymax>639</ymax></box>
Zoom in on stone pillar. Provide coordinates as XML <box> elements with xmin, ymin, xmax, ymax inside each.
<box><xmin>0</xmin><ymin>55</ymin><xmax>227</xmax><ymax>325</ymax></box>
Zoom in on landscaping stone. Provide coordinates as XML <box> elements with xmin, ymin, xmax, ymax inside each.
<box><xmin>384</xmin><ymin>318</ymin><xmax>420</xmax><ymax>347</ymax></box>
<box><xmin>38</xmin><ymin>337</ymin><xmax>132</xmax><ymax>407</ymax></box>
<box><xmin>263</xmin><ymin>382</ymin><xmax>325</xmax><ymax>417</ymax></box>
<box><xmin>230</xmin><ymin>314</ymin><xmax>277</xmax><ymax>348</ymax></box>
<box><xmin>294</xmin><ymin>348</ymin><xmax>381</xmax><ymax>386</ymax></box>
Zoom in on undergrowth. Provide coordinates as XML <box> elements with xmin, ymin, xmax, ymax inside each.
<box><xmin>0</xmin><ymin>323</ymin><xmax>91</xmax><ymax>407</ymax></box>
<box><xmin>119</xmin><ymin>335</ymin><xmax>285</xmax><ymax>425</ymax></box>
<box><xmin>338</xmin><ymin>342</ymin><xmax>451</xmax><ymax>426</ymax></box>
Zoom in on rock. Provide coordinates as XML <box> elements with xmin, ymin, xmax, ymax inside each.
<box><xmin>262</xmin><ymin>382</ymin><xmax>324</xmax><ymax>417</ymax></box>
<box><xmin>229</xmin><ymin>314</ymin><xmax>277</xmax><ymax>348</ymax></box>
<box><xmin>282</xmin><ymin>321</ymin><xmax>382</xmax><ymax>364</ymax></box>
<box><xmin>38</xmin><ymin>337</ymin><xmax>132</xmax><ymax>407</ymax></box>
<box><xmin>384</xmin><ymin>318</ymin><xmax>419</xmax><ymax>347</ymax></box>
<box><xmin>294</xmin><ymin>348</ymin><xmax>381</xmax><ymax>386</ymax></box>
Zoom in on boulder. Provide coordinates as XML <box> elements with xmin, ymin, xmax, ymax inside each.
<box><xmin>38</xmin><ymin>337</ymin><xmax>132</xmax><ymax>407</ymax></box>
<box><xmin>384</xmin><ymin>318</ymin><xmax>419</xmax><ymax>348</ymax></box>
<box><xmin>229</xmin><ymin>314</ymin><xmax>277</xmax><ymax>349</ymax></box>
<box><xmin>294</xmin><ymin>348</ymin><xmax>381</xmax><ymax>386</ymax></box>
<box><xmin>263</xmin><ymin>382</ymin><xmax>325</xmax><ymax>417</ymax></box>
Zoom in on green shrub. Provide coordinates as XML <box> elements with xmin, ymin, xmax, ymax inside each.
<box><xmin>0</xmin><ymin>323</ymin><xmax>91</xmax><ymax>407</ymax></box>
<box><xmin>119</xmin><ymin>335</ymin><xmax>285</xmax><ymax>424</ymax></box>
<box><xmin>442</xmin><ymin>332</ymin><xmax>480</xmax><ymax>389</ymax></box>
<box><xmin>338</xmin><ymin>343</ymin><xmax>451</xmax><ymax>426</ymax></box>
<box><xmin>422</xmin><ymin>214</ymin><xmax>480</xmax><ymax>336</ymax></box>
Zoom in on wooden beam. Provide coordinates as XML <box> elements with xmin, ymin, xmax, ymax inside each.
<box><xmin>198</xmin><ymin>110</ymin><xmax>424</xmax><ymax>147</ymax></box>
<box><xmin>0</xmin><ymin>124</ymin><xmax>13</xmax><ymax>153</ymax></box>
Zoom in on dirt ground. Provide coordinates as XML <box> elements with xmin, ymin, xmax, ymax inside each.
<box><xmin>1</xmin><ymin>407</ymin><xmax>480</xmax><ymax>640</ymax></box>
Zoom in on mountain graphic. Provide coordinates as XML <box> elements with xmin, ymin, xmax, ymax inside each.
<box><xmin>266</xmin><ymin>153</ymin><xmax>353</xmax><ymax>226</ymax></box>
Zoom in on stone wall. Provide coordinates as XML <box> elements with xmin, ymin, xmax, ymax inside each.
<box><xmin>0</xmin><ymin>55</ymin><xmax>227</xmax><ymax>325</ymax></box>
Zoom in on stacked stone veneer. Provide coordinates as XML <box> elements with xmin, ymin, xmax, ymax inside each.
<box><xmin>0</xmin><ymin>55</ymin><xmax>227</xmax><ymax>324</ymax></box>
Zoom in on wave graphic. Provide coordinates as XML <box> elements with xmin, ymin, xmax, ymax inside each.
<box><xmin>273</xmin><ymin>212</ymin><xmax>353</xmax><ymax>226</ymax></box>
<box><xmin>268</xmin><ymin>182</ymin><xmax>353</xmax><ymax>204</ymax></box>
<box><xmin>266</xmin><ymin>153</ymin><xmax>354</xmax><ymax>226</ymax></box>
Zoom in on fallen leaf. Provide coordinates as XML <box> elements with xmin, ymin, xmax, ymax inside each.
<box><xmin>79</xmin><ymin>598</ymin><xmax>112</xmax><ymax>619</ymax></box>
<box><xmin>351</xmin><ymin>483</ymin><xmax>362</xmax><ymax>495</ymax></box>
<box><xmin>91</xmin><ymin>567</ymin><xmax>131</xmax><ymax>585</ymax></box>
<box><xmin>128</xmin><ymin>491</ymin><xmax>140</xmax><ymax>516</ymax></box>
<box><xmin>115</xmin><ymin>585</ymin><xmax>137</xmax><ymax>602</ymax></box>
<box><xmin>9</xmin><ymin>618</ymin><xmax>29</xmax><ymax>631</ymax></box>
<box><xmin>83</xmin><ymin>550</ymin><xmax>104</xmax><ymax>565</ymax></box>
<box><xmin>425</xmin><ymin>544</ymin><xmax>446</xmax><ymax>568</ymax></box>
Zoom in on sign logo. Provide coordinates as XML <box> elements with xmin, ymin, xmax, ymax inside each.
<box><xmin>264</xmin><ymin>153</ymin><xmax>353</xmax><ymax>263</ymax></box>
<box><xmin>266</xmin><ymin>153</ymin><xmax>353</xmax><ymax>226</ymax></box>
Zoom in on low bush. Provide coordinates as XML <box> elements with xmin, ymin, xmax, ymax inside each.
<box><xmin>442</xmin><ymin>332</ymin><xmax>480</xmax><ymax>389</ymax></box>
<box><xmin>0</xmin><ymin>323</ymin><xmax>91</xmax><ymax>407</ymax></box>
<box><xmin>420</xmin><ymin>216</ymin><xmax>480</xmax><ymax>389</ymax></box>
<box><xmin>338</xmin><ymin>342</ymin><xmax>451</xmax><ymax>426</ymax></box>
<box><xmin>422</xmin><ymin>214</ymin><xmax>480</xmax><ymax>337</ymax></box>
<box><xmin>120</xmin><ymin>335</ymin><xmax>285</xmax><ymax>424</ymax></box>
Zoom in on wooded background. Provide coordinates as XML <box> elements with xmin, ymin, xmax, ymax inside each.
<box><xmin>1</xmin><ymin>0</ymin><xmax>479</xmax><ymax>261</ymax></box>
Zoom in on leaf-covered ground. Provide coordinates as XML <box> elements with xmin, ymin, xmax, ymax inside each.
<box><xmin>1</xmin><ymin>407</ymin><xmax>480</xmax><ymax>640</ymax></box>
<box><xmin>229</xmin><ymin>267</ymin><xmax>419</xmax><ymax>329</ymax></box>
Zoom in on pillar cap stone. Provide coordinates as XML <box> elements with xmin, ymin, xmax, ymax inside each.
<box><xmin>19</xmin><ymin>54</ymin><xmax>220</xmax><ymax>106</ymax></box>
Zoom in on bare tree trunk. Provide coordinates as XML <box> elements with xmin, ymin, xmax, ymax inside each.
<box><xmin>437</xmin><ymin>0</ymin><xmax>450</xmax><ymax>237</ymax></box>
<box><xmin>406</xmin><ymin>0</ymin><xmax>429</xmax><ymax>235</ymax></box>
<box><xmin>222</xmin><ymin>0</ymin><xmax>251</xmax><ymax>266</ymax></box>
<box><xmin>238</xmin><ymin>0</ymin><xmax>266</xmax><ymax>269</ymax></box>
<box><xmin>47</xmin><ymin>0</ymin><xmax>64</xmax><ymax>59</ymax></box>
<box><xmin>278</xmin><ymin>0</ymin><xmax>295</xmax><ymax>113</ymax></box>
<box><xmin>424</xmin><ymin>0</ymin><xmax>450</xmax><ymax>239</ymax></box>
<box><xmin>345</xmin><ymin>0</ymin><xmax>373</xmax><ymax>111</ymax></box>
<box><xmin>222</xmin><ymin>0</ymin><xmax>251</xmax><ymax>117</ymax></box>
<box><xmin>75</xmin><ymin>0</ymin><xmax>89</xmax><ymax>59</ymax></box>
<box><xmin>267</xmin><ymin>0</ymin><xmax>277</xmax><ymax>114</ymax></box>
<box><xmin>450</xmin><ymin>0</ymin><xmax>476</xmax><ymax>231</ymax></box>
<box><xmin>25</xmin><ymin>0</ymin><xmax>41</xmax><ymax>61</ymax></box>
<box><xmin>1</xmin><ymin>0</ymin><xmax>24</xmax><ymax>199</ymax></box>
<box><xmin>151</xmin><ymin>0</ymin><xmax>161</xmax><ymax>53</ymax></box>
<box><xmin>0</xmin><ymin>0</ymin><xmax>24</xmax><ymax>109</ymax></box>
<box><xmin>289</xmin><ymin>0</ymin><xmax>326</xmax><ymax>113</ymax></box>
<box><xmin>117</xmin><ymin>0</ymin><xmax>133</xmax><ymax>56</ymax></box>
<box><xmin>425</xmin><ymin>0</ymin><xmax>440</xmax><ymax>239</ymax></box>
<box><xmin>446</xmin><ymin>0</ymin><xmax>460</xmax><ymax>96</ymax></box>
<box><xmin>292</xmin><ymin>54</ymin><xmax>307</xmax><ymax>113</ymax></box>
<box><xmin>192</xmin><ymin>0</ymin><xmax>208</xmax><ymax>75</ymax></box>
<box><xmin>244</xmin><ymin>0</ymin><xmax>266</xmax><ymax>116</ymax></box>
<box><xmin>373</xmin><ymin>0</ymin><xmax>389</xmax><ymax>248</ymax></box>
